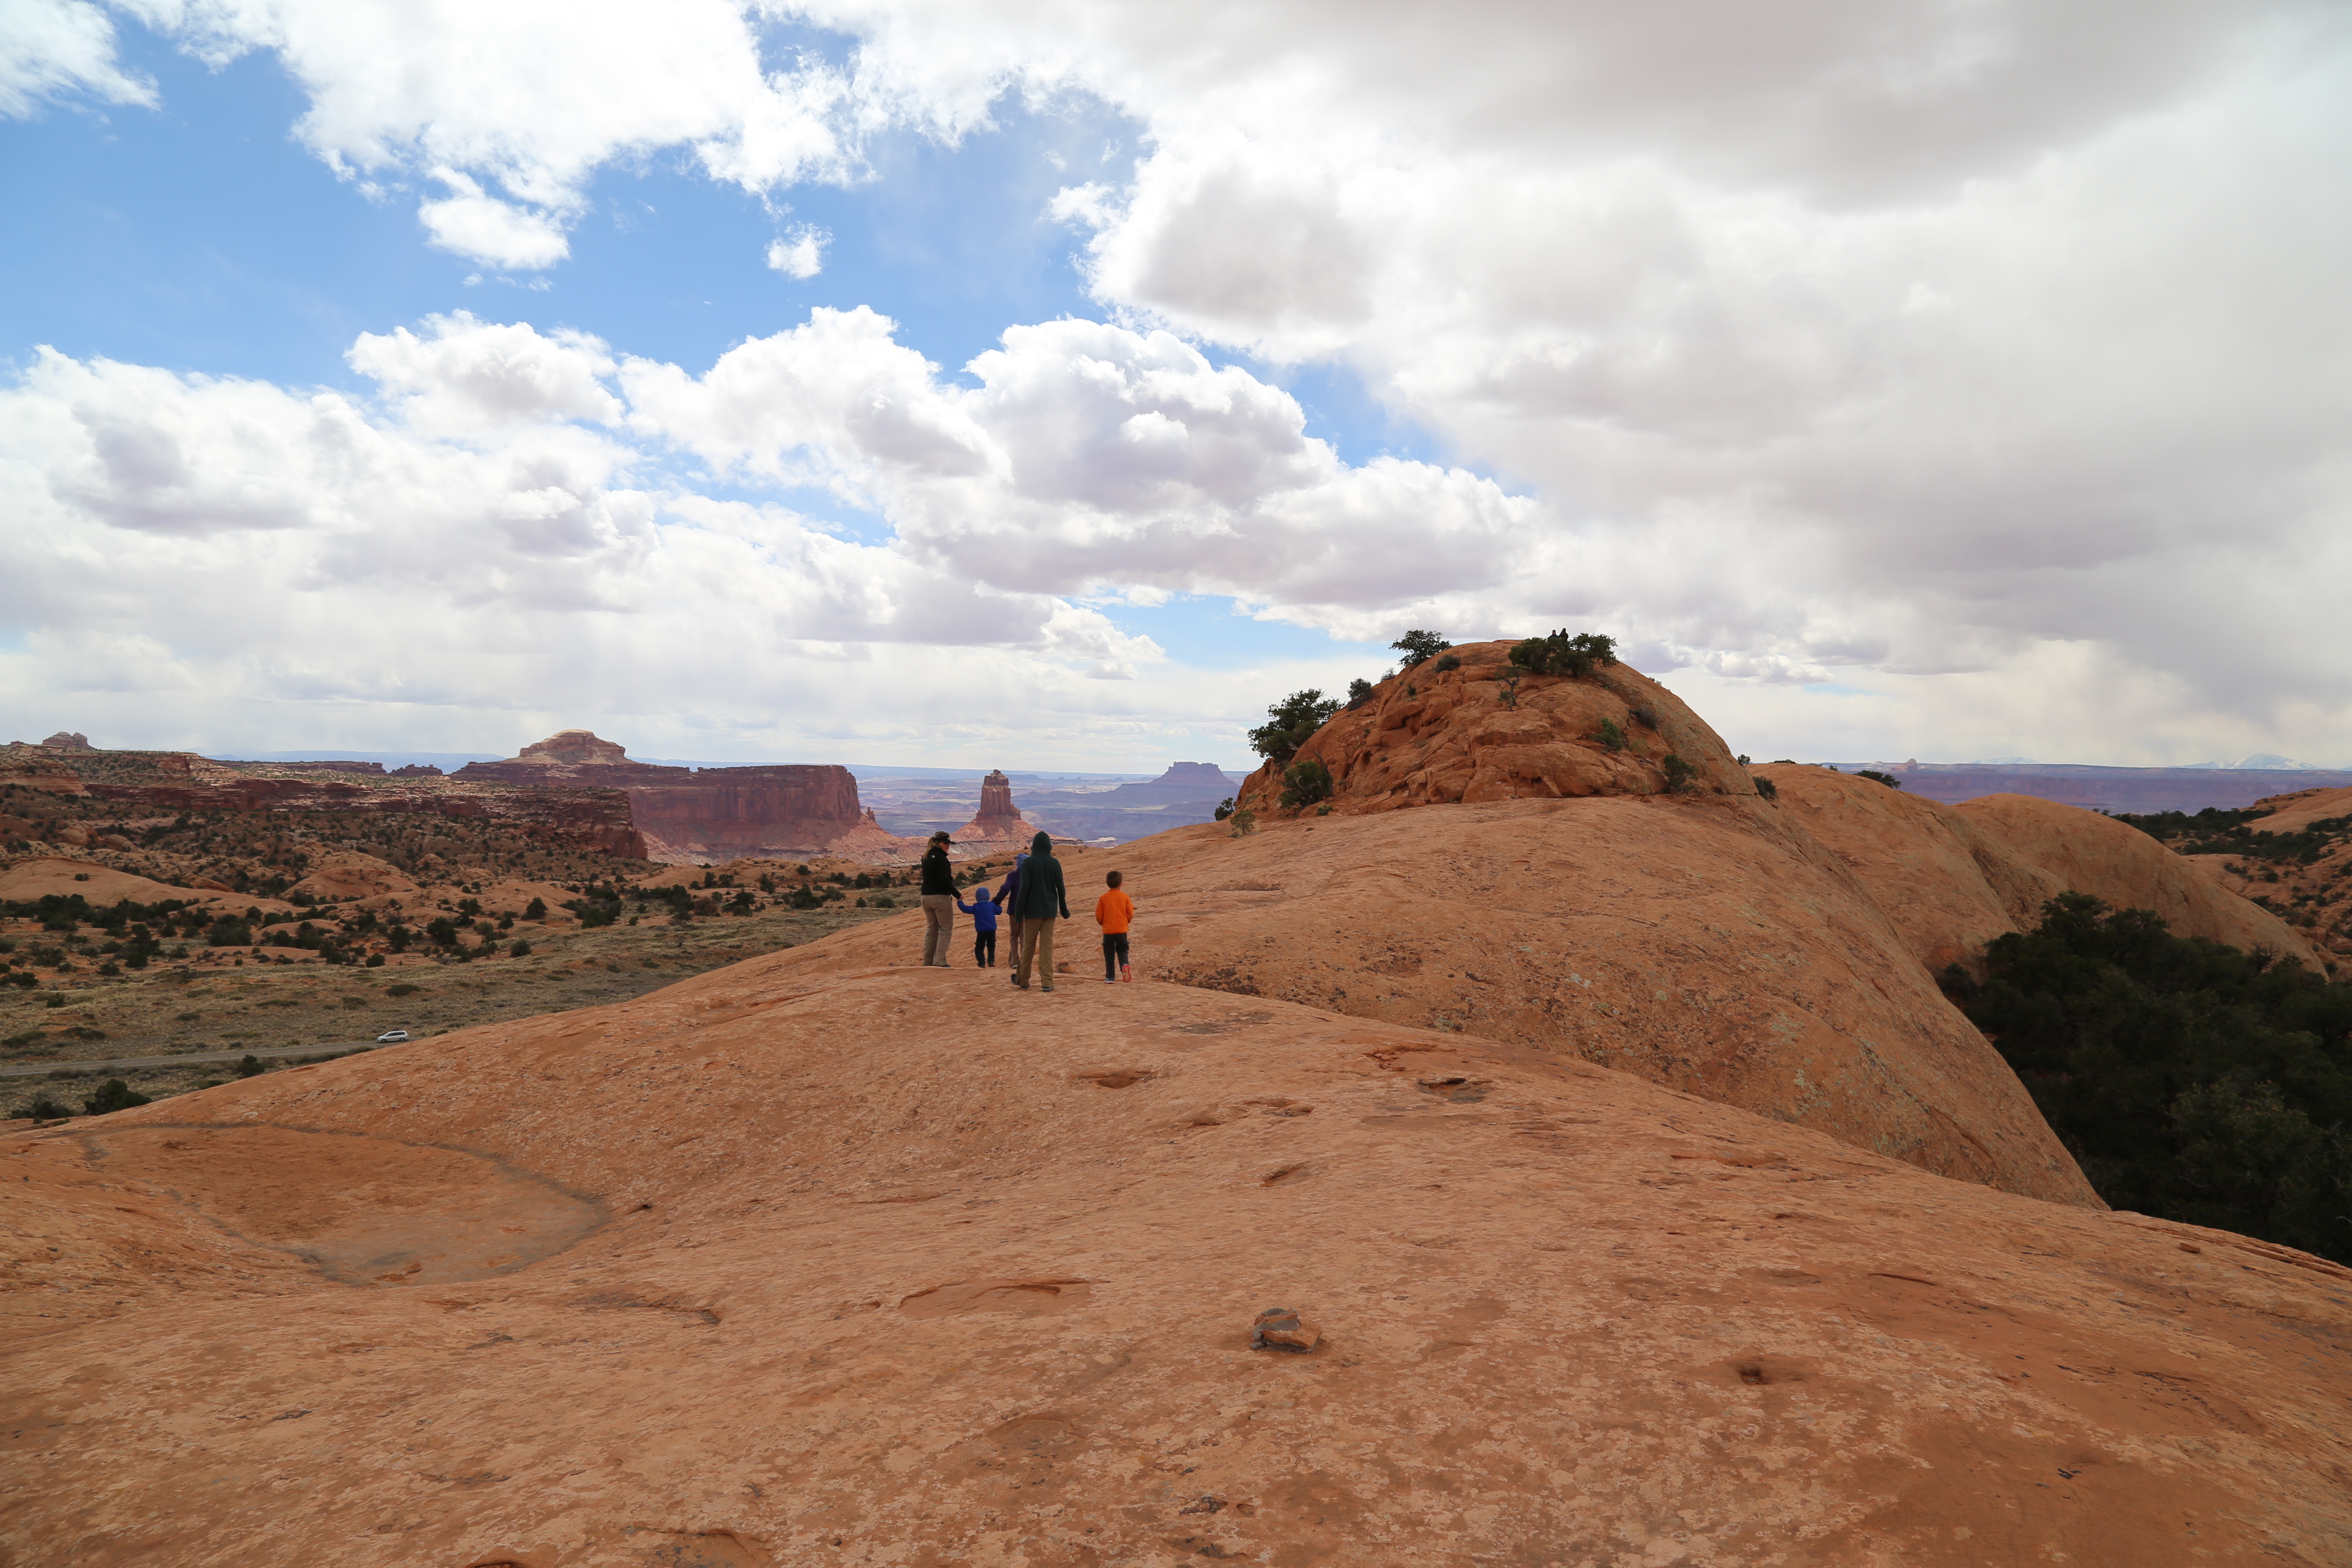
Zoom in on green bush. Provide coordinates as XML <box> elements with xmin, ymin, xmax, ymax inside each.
<box><xmin>1431</xmin><ymin>653</ymin><xmax>1461</xmax><ymax>673</ymax></box>
<box><xmin>1248</xmin><ymin>689</ymin><xmax>1341</xmax><ymax>766</ymax></box>
<box><xmin>509</xmin><ymin>940</ymin><xmax>532</xmax><ymax>957</ymax></box>
<box><xmin>1661</xmin><ymin>754</ymin><xmax>1698</xmax><ymax>793</ymax></box>
<box><xmin>1960</xmin><ymin>893</ymin><xmax>2352</xmax><ymax>1262</ymax></box>
<box><xmin>1752</xmin><ymin>774</ymin><xmax>1779</xmax><ymax>799</ymax></box>
<box><xmin>1345</xmin><ymin>677</ymin><xmax>1375</xmax><ymax>709</ymax></box>
<box><xmin>1497</xmin><ymin>671</ymin><xmax>1521</xmax><ymax>709</ymax></box>
<box><xmin>1596</xmin><ymin>718</ymin><xmax>1626</xmax><ymax>752</ymax></box>
<box><xmin>1391</xmin><ymin>630</ymin><xmax>1452</xmax><ymax>667</ymax></box>
<box><xmin>1857</xmin><ymin>769</ymin><xmax>1903</xmax><ymax>789</ymax></box>
<box><xmin>1228</xmin><ymin>807</ymin><xmax>1258</xmax><ymax>838</ymax></box>
<box><xmin>12</xmin><ymin>1093</ymin><xmax>70</xmax><ymax>1121</ymax></box>
<box><xmin>205</xmin><ymin>916</ymin><xmax>251</xmax><ymax>947</ymax></box>
<box><xmin>1280</xmin><ymin>759</ymin><xmax>1335</xmax><ymax>811</ymax></box>
<box><xmin>83</xmin><ymin>1078</ymin><xmax>151</xmax><ymax>1116</ymax></box>
<box><xmin>1214</xmin><ymin>796</ymin><xmax>1235</xmax><ymax>822</ymax></box>
<box><xmin>236</xmin><ymin>1055</ymin><xmax>266</xmax><ymax>1078</ymax></box>
<box><xmin>1509</xmin><ymin>630</ymin><xmax>1618</xmax><ymax>679</ymax></box>
<box><xmin>385</xmin><ymin>982</ymin><xmax>420</xmax><ymax>997</ymax></box>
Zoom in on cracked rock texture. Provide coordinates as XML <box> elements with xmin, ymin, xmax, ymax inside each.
<box><xmin>6</xmin><ymin>965</ymin><xmax>2350</xmax><ymax>1566</ymax></box>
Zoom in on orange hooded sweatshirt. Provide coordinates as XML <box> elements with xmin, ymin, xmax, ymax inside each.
<box><xmin>1094</xmin><ymin>888</ymin><xmax>1134</xmax><ymax>934</ymax></box>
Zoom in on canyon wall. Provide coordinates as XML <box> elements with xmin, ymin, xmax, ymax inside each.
<box><xmin>627</xmin><ymin>765</ymin><xmax>900</xmax><ymax>861</ymax></box>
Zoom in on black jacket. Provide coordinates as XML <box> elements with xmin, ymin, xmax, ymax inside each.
<box><xmin>1012</xmin><ymin>832</ymin><xmax>1070</xmax><ymax>920</ymax></box>
<box><xmin>919</xmin><ymin>845</ymin><xmax>956</xmax><ymax>896</ymax></box>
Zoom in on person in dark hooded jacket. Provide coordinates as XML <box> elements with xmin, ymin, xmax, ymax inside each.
<box><xmin>997</xmin><ymin>852</ymin><xmax>1026</xmax><ymax>966</ymax></box>
<box><xmin>1010</xmin><ymin>831</ymin><xmax>1069</xmax><ymax>991</ymax></box>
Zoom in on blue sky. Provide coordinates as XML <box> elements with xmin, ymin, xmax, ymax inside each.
<box><xmin>4</xmin><ymin>1</ymin><xmax>2348</xmax><ymax>770</ymax></box>
<box><xmin>1</xmin><ymin>15</ymin><xmax>1423</xmax><ymax>767</ymax></box>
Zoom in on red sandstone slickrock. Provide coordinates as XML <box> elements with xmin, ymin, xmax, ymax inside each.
<box><xmin>9</xmin><ymin>667</ymin><xmax>2346</xmax><ymax>1565</ymax></box>
<box><xmin>6</xmin><ymin>966</ymin><xmax>2348</xmax><ymax>1566</ymax></box>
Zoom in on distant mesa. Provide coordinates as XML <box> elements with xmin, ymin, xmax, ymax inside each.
<box><xmin>389</xmin><ymin>762</ymin><xmax>443</xmax><ymax>777</ymax></box>
<box><xmin>456</xmin><ymin>730</ymin><xmax>902</xmax><ymax>863</ymax></box>
<box><xmin>1097</xmin><ymin>761</ymin><xmax>1246</xmax><ymax>804</ymax></box>
<box><xmin>452</xmin><ymin>731</ymin><xmax>690</xmax><ymax>786</ymax></box>
<box><xmin>1824</xmin><ymin>759</ymin><xmax>2352</xmax><ymax>813</ymax></box>
<box><xmin>516</xmin><ymin>729</ymin><xmax>637</xmax><ymax>768</ymax></box>
<box><xmin>38</xmin><ymin>731</ymin><xmax>92</xmax><ymax>750</ymax></box>
<box><xmin>1007</xmin><ymin>761</ymin><xmax>1250</xmax><ymax>842</ymax></box>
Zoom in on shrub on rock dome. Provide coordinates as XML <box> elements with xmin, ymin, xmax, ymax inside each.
<box><xmin>1662</xmin><ymin>754</ymin><xmax>1699</xmax><ymax>793</ymax></box>
<box><xmin>1280</xmin><ymin>759</ymin><xmax>1335</xmax><ymax>812</ymax></box>
<box><xmin>1390</xmin><ymin>630</ymin><xmax>1452</xmax><ymax>668</ymax></box>
<box><xmin>1510</xmin><ymin>630</ymin><xmax>1618</xmax><ymax>679</ymax></box>
<box><xmin>1249</xmin><ymin>690</ymin><xmax>1341</xmax><ymax>766</ymax></box>
<box><xmin>1345</xmin><ymin>677</ymin><xmax>1375</xmax><ymax>710</ymax></box>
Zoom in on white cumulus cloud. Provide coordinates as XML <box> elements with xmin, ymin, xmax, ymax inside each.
<box><xmin>416</xmin><ymin>170</ymin><xmax>572</xmax><ymax>270</ymax></box>
<box><xmin>765</xmin><ymin>224</ymin><xmax>830</xmax><ymax>279</ymax></box>
<box><xmin>0</xmin><ymin>0</ymin><xmax>155</xmax><ymax>116</ymax></box>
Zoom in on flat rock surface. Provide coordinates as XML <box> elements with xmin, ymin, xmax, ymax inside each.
<box><xmin>766</xmin><ymin>797</ymin><xmax>2098</xmax><ymax>1204</ymax></box>
<box><xmin>6</xmin><ymin>965</ymin><xmax>2349</xmax><ymax>1566</ymax></box>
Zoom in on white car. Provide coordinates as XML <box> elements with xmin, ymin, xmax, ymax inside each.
<box><xmin>375</xmin><ymin>1029</ymin><xmax>410</xmax><ymax>1043</ymax></box>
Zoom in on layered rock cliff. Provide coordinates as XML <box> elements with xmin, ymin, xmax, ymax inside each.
<box><xmin>454</xmin><ymin>732</ymin><xmax>907</xmax><ymax>863</ymax></box>
<box><xmin>628</xmin><ymin>765</ymin><xmax>900</xmax><ymax>861</ymax></box>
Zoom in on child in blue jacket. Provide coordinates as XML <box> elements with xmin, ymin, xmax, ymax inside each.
<box><xmin>956</xmin><ymin>882</ymin><xmax>1001</xmax><ymax>968</ymax></box>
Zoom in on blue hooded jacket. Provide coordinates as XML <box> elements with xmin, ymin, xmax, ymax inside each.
<box><xmin>956</xmin><ymin>886</ymin><xmax>999</xmax><ymax>932</ymax></box>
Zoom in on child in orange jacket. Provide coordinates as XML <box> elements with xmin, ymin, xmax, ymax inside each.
<box><xmin>1095</xmin><ymin>870</ymin><xmax>1135</xmax><ymax>983</ymax></box>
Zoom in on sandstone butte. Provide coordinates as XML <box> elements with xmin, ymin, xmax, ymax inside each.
<box><xmin>8</xmin><ymin>965</ymin><xmax>2352</xmax><ymax>1566</ymax></box>
<box><xmin>952</xmin><ymin>769</ymin><xmax>1043</xmax><ymax>850</ymax></box>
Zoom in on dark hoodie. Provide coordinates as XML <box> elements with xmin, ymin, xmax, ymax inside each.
<box><xmin>1012</xmin><ymin>831</ymin><xmax>1069</xmax><ymax>921</ymax></box>
<box><xmin>919</xmin><ymin>841</ymin><xmax>956</xmax><ymax>896</ymax></box>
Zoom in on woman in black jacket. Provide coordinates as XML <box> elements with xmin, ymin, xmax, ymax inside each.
<box><xmin>918</xmin><ymin>832</ymin><xmax>957</xmax><ymax>966</ymax></box>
